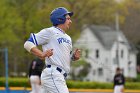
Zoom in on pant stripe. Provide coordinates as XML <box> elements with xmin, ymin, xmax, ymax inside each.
<box><xmin>51</xmin><ymin>70</ymin><xmax>60</xmax><ymax>93</ymax></box>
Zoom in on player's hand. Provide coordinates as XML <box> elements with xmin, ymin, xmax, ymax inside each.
<box><xmin>42</xmin><ymin>49</ymin><xmax>53</xmax><ymax>59</ymax></box>
<box><xmin>73</xmin><ymin>49</ymin><xmax>81</xmax><ymax>61</ymax></box>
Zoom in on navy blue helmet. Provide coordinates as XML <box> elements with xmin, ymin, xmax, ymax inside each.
<box><xmin>50</xmin><ymin>7</ymin><xmax>73</xmax><ymax>26</ymax></box>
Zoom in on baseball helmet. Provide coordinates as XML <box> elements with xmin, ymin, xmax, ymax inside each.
<box><xmin>50</xmin><ymin>7</ymin><xmax>73</xmax><ymax>26</ymax></box>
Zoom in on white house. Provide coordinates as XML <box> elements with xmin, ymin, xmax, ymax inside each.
<box><xmin>73</xmin><ymin>25</ymin><xmax>137</xmax><ymax>82</ymax></box>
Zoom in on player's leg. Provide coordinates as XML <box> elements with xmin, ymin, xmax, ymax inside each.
<box><xmin>50</xmin><ymin>68</ymin><xmax>69</xmax><ymax>93</ymax></box>
<box><xmin>41</xmin><ymin>68</ymin><xmax>51</xmax><ymax>93</ymax></box>
<box><xmin>41</xmin><ymin>67</ymin><xmax>69</xmax><ymax>93</ymax></box>
<box><xmin>34</xmin><ymin>76</ymin><xmax>41</xmax><ymax>93</ymax></box>
<box><xmin>114</xmin><ymin>85</ymin><xmax>123</xmax><ymax>93</ymax></box>
<box><xmin>30</xmin><ymin>75</ymin><xmax>41</xmax><ymax>93</ymax></box>
<box><xmin>30</xmin><ymin>76</ymin><xmax>36</xmax><ymax>93</ymax></box>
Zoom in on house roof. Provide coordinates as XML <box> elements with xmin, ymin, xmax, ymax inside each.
<box><xmin>83</xmin><ymin>25</ymin><xmax>137</xmax><ymax>52</ymax></box>
<box><xmin>88</xmin><ymin>25</ymin><xmax>117</xmax><ymax>50</ymax></box>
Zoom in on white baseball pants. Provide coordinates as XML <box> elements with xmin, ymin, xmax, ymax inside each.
<box><xmin>30</xmin><ymin>75</ymin><xmax>41</xmax><ymax>93</ymax></box>
<box><xmin>40</xmin><ymin>66</ymin><xmax>69</xmax><ymax>93</ymax></box>
<box><xmin>114</xmin><ymin>85</ymin><xmax>124</xmax><ymax>93</ymax></box>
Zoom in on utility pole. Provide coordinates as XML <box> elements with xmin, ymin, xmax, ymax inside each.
<box><xmin>0</xmin><ymin>48</ymin><xmax>9</xmax><ymax>92</ymax></box>
<box><xmin>115</xmin><ymin>12</ymin><xmax>120</xmax><ymax>67</ymax></box>
<box><xmin>115</xmin><ymin>0</ymin><xmax>122</xmax><ymax>68</ymax></box>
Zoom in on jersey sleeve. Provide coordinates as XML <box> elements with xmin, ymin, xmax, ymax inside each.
<box><xmin>28</xmin><ymin>28</ymin><xmax>52</xmax><ymax>46</ymax></box>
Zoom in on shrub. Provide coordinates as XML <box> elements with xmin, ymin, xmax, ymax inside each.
<box><xmin>67</xmin><ymin>80</ymin><xmax>113</xmax><ymax>89</ymax></box>
<box><xmin>0</xmin><ymin>77</ymin><xmax>30</xmax><ymax>87</ymax></box>
<box><xmin>0</xmin><ymin>77</ymin><xmax>140</xmax><ymax>89</ymax></box>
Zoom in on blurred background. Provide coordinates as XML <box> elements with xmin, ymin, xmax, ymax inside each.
<box><xmin>0</xmin><ymin>0</ymin><xmax>140</xmax><ymax>92</ymax></box>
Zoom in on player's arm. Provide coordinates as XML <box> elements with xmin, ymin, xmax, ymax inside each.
<box><xmin>31</xmin><ymin>47</ymin><xmax>53</xmax><ymax>60</ymax></box>
<box><xmin>30</xmin><ymin>47</ymin><xmax>45</xmax><ymax>59</ymax></box>
<box><xmin>71</xmin><ymin>49</ymin><xmax>81</xmax><ymax>61</ymax></box>
<box><xmin>24</xmin><ymin>33</ymin><xmax>53</xmax><ymax>59</ymax></box>
<box><xmin>24</xmin><ymin>42</ymin><xmax>53</xmax><ymax>59</ymax></box>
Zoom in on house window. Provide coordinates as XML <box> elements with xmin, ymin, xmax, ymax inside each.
<box><xmin>85</xmin><ymin>49</ymin><xmax>89</xmax><ymax>58</ymax></box>
<box><xmin>115</xmin><ymin>49</ymin><xmax>119</xmax><ymax>65</ymax></box>
<box><xmin>121</xmin><ymin>49</ymin><xmax>124</xmax><ymax>58</ymax></box>
<box><xmin>116</xmin><ymin>49</ymin><xmax>119</xmax><ymax>58</ymax></box>
<box><xmin>113</xmin><ymin>58</ymin><xmax>117</xmax><ymax>65</ymax></box>
<box><xmin>128</xmin><ymin>61</ymin><xmax>132</xmax><ymax>71</ymax></box>
<box><xmin>98</xmin><ymin>68</ymin><xmax>103</xmax><ymax>76</ymax></box>
<box><xmin>121</xmin><ymin>68</ymin><xmax>124</xmax><ymax>74</ymax></box>
<box><xmin>96</xmin><ymin>49</ymin><xmax>99</xmax><ymax>59</ymax></box>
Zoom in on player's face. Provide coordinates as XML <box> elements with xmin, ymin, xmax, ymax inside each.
<box><xmin>64</xmin><ymin>15</ymin><xmax>72</xmax><ymax>30</ymax></box>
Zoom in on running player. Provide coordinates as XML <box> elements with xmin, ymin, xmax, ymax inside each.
<box><xmin>24</xmin><ymin>7</ymin><xmax>81</xmax><ymax>93</ymax></box>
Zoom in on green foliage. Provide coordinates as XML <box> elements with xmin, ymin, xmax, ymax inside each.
<box><xmin>71</xmin><ymin>60</ymin><xmax>91</xmax><ymax>80</ymax></box>
<box><xmin>0</xmin><ymin>78</ymin><xmax>5</xmax><ymax>86</ymax></box>
<box><xmin>125</xmin><ymin>82</ymin><xmax>140</xmax><ymax>89</ymax></box>
<box><xmin>72</xmin><ymin>60</ymin><xmax>89</xmax><ymax>67</ymax></box>
<box><xmin>0</xmin><ymin>77</ymin><xmax>30</xmax><ymax>87</ymax></box>
<box><xmin>0</xmin><ymin>77</ymin><xmax>140</xmax><ymax>89</ymax></box>
<box><xmin>67</xmin><ymin>80</ymin><xmax>113</xmax><ymax>89</ymax></box>
<box><xmin>126</xmin><ymin>74</ymin><xmax>140</xmax><ymax>82</ymax></box>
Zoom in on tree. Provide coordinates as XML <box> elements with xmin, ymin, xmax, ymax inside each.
<box><xmin>121</xmin><ymin>0</ymin><xmax>140</xmax><ymax>44</ymax></box>
<box><xmin>0</xmin><ymin>0</ymin><xmax>133</xmax><ymax>76</ymax></box>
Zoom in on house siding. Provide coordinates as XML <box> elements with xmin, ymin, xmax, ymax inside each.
<box><xmin>74</xmin><ymin>25</ymin><xmax>137</xmax><ymax>82</ymax></box>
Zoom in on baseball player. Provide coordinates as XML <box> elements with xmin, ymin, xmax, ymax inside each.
<box><xmin>24</xmin><ymin>7</ymin><xmax>81</xmax><ymax>93</ymax></box>
<box><xmin>29</xmin><ymin>58</ymin><xmax>45</xmax><ymax>93</ymax></box>
<box><xmin>113</xmin><ymin>67</ymin><xmax>125</xmax><ymax>93</ymax></box>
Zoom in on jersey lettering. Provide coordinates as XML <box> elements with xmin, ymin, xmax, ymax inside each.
<box><xmin>57</xmin><ymin>37</ymin><xmax>71</xmax><ymax>44</ymax></box>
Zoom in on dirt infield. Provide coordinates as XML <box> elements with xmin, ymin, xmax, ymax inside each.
<box><xmin>0</xmin><ymin>87</ymin><xmax>140</xmax><ymax>93</ymax></box>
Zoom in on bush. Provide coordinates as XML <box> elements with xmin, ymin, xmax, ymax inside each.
<box><xmin>125</xmin><ymin>82</ymin><xmax>140</xmax><ymax>89</ymax></box>
<box><xmin>0</xmin><ymin>78</ymin><xmax>5</xmax><ymax>86</ymax></box>
<box><xmin>126</xmin><ymin>74</ymin><xmax>140</xmax><ymax>82</ymax></box>
<box><xmin>0</xmin><ymin>77</ymin><xmax>140</xmax><ymax>89</ymax></box>
<box><xmin>67</xmin><ymin>80</ymin><xmax>113</xmax><ymax>89</ymax></box>
<box><xmin>0</xmin><ymin>77</ymin><xmax>30</xmax><ymax>87</ymax></box>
